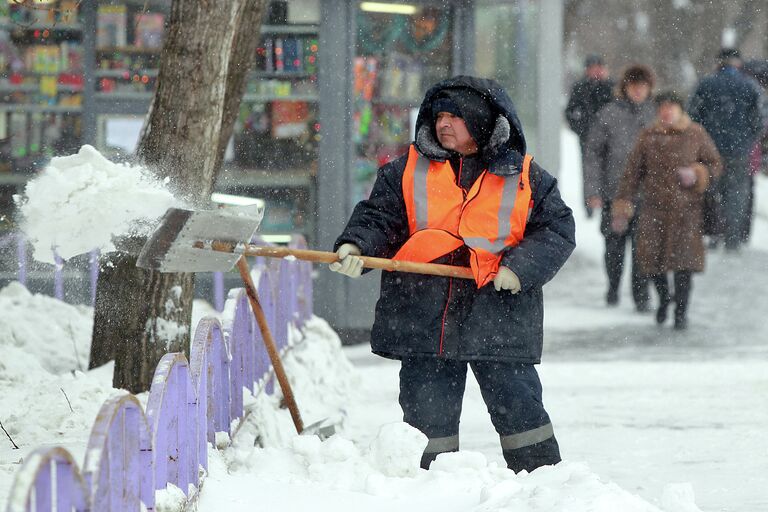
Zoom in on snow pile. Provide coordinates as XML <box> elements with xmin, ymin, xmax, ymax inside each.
<box><xmin>0</xmin><ymin>284</ymin><xmax>219</xmax><ymax>506</ymax></box>
<box><xmin>0</xmin><ymin>363</ymin><xmax>119</xmax><ymax>456</ymax></box>
<box><xmin>230</xmin><ymin>316</ymin><xmax>360</xmax><ymax>450</ymax></box>
<box><xmin>0</xmin><ymin>282</ymin><xmax>116</xmax><ymax>503</ymax></box>
<box><xmin>206</xmin><ymin>420</ymin><xmax>691</xmax><ymax>512</ymax></box>
<box><xmin>17</xmin><ymin>144</ymin><xmax>183</xmax><ymax>264</ymax></box>
<box><xmin>283</xmin><ymin>318</ymin><xmax>360</xmax><ymax>420</ymax></box>
<box><xmin>208</xmin><ymin>315</ymin><xmax>698</xmax><ymax>512</ymax></box>
<box><xmin>0</xmin><ymin>281</ymin><xmax>111</xmax><ymax>447</ymax></box>
<box><xmin>0</xmin><ymin>281</ymin><xmax>92</xmax><ymax>378</ymax></box>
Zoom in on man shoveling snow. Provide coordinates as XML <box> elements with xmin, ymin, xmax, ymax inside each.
<box><xmin>330</xmin><ymin>76</ymin><xmax>576</xmax><ymax>472</ymax></box>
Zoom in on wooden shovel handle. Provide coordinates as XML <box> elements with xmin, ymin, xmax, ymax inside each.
<box><xmin>235</xmin><ymin>256</ymin><xmax>304</xmax><ymax>434</ymax></box>
<box><xmin>200</xmin><ymin>241</ymin><xmax>475</xmax><ymax>280</ymax></box>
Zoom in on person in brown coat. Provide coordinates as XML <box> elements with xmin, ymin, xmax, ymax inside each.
<box><xmin>611</xmin><ymin>91</ymin><xmax>723</xmax><ymax>329</ymax></box>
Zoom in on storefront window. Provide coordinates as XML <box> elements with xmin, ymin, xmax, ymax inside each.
<box><xmin>474</xmin><ymin>0</ymin><xmax>539</xmax><ymax>152</ymax></box>
<box><xmin>353</xmin><ymin>2</ymin><xmax>453</xmax><ymax>201</ymax></box>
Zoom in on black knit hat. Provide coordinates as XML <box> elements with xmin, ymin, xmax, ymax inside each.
<box><xmin>432</xmin><ymin>88</ymin><xmax>495</xmax><ymax>147</ymax></box>
<box><xmin>655</xmin><ymin>90</ymin><xmax>685</xmax><ymax>108</ymax></box>
<box><xmin>718</xmin><ymin>48</ymin><xmax>741</xmax><ymax>61</ymax></box>
<box><xmin>584</xmin><ymin>54</ymin><xmax>605</xmax><ymax>67</ymax></box>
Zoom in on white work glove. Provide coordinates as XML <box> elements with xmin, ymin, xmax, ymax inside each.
<box><xmin>329</xmin><ymin>243</ymin><xmax>363</xmax><ymax>278</ymax></box>
<box><xmin>493</xmin><ymin>266</ymin><xmax>521</xmax><ymax>294</ymax></box>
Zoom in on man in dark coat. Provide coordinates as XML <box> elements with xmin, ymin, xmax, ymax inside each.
<box><xmin>565</xmin><ymin>55</ymin><xmax>614</xmax><ymax>215</ymax></box>
<box><xmin>741</xmin><ymin>60</ymin><xmax>768</xmax><ymax>243</ymax></box>
<box><xmin>688</xmin><ymin>48</ymin><xmax>765</xmax><ymax>251</ymax></box>
<box><xmin>583</xmin><ymin>64</ymin><xmax>655</xmax><ymax>309</ymax></box>
<box><xmin>330</xmin><ymin>76</ymin><xmax>575</xmax><ymax>473</ymax></box>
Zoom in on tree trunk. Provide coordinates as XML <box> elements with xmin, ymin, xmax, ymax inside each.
<box><xmin>215</xmin><ymin>0</ymin><xmax>267</xmax><ymax>172</ymax></box>
<box><xmin>89</xmin><ymin>0</ymin><xmax>265</xmax><ymax>393</ymax></box>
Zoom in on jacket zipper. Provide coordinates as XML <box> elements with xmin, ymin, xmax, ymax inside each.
<box><xmin>438</xmin><ymin>158</ymin><xmax>464</xmax><ymax>356</ymax></box>
<box><xmin>439</xmin><ymin>253</ymin><xmax>455</xmax><ymax>356</ymax></box>
<box><xmin>461</xmin><ymin>171</ymin><xmax>487</xmax><ymax>216</ymax></box>
<box><xmin>437</xmin><ymin>162</ymin><xmax>525</xmax><ymax>353</ymax></box>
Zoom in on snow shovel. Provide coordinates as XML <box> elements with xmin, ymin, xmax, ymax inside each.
<box><xmin>235</xmin><ymin>255</ymin><xmax>325</xmax><ymax>438</ymax></box>
<box><xmin>136</xmin><ymin>205</ymin><xmax>334</xmax><ymax>438</ymax></box>
<box><xmin>136</xmin><ymin>206</ymin><xmax>474</xmax><ymax>434</ymax></box>
<box><xmin>136</xmin><ymin>206</ymin><xmax>474</xmax><ymax>279</ymax></box>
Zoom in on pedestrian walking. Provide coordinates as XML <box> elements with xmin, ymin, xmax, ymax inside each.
<box><xmin>583</xmin><ymin>64</ymin><xmax>656</xmax><ymax>309</ymax></box>
<box><xmin>565</xmin><ymin>54</ymin><xmax>614</xmax><ymax>216</ymax></box>
<box><xmin>612</xmin><ymin>92</ymin><xmax>722</xmax><ymax>330</ymax></box>
<box><xmin>687</xmin><ymin>48</ymin><xmax>764</xmax><ymax>251</ymax></box>
<box><xmin>330</xmin><ymin>76</ymin><xmax>575</xmax><ymax>472</ymax></box>
<box><xmin>741</xmin><ymin>59</ymin><xmax>768</xmax><ymax>243</ymax></box>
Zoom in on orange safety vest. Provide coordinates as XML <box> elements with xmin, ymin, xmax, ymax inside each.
<box><xmin>393</xmin><ymin>145</ymin><xmax>533</xmax><ymax>288</ymax></box>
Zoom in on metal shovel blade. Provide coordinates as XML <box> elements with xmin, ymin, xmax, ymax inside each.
<box><xmin>301</xmin><ymin>415</ymin><xmax>343</xmax><ymax>441</ymax></box>
<box><xmin>136</xmin><ymin>205</ymin><xmax>264</xmax><ymax>273</ymax></box>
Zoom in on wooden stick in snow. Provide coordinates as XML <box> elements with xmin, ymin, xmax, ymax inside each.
<box><xmin>0</xmin><ymin>420</ymin><xmax>19</xmax><ymax>450</ymax></box>
<box><xmin>60</xmin><ymin>388</ymin><xmax>74</xmax><ymax>413</ymax></box>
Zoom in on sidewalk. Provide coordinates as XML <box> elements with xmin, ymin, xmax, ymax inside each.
<box><xmin>339</xmin><ymin>132</ymin><xmax>768</xmax><ymax>511</ymax></box>
<box><xmin>343</xmin><ymin>240</ymin><xmax>768</xmax><ymax>512</ymax></box>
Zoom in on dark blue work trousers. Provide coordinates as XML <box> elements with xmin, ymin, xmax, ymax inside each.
<box><xmin>399</xmin><ymin>356</ymin><xmax>561</xmax><ymax>472</ymax></box>
<box><xmin>720</xmin><ymin>154</ymin><xmax>752</xmax><ymax>250</ymax></box>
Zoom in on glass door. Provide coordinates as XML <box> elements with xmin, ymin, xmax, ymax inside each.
<box><xmin>352</xmin><ymin>1</ymin><xmax>454</xmax><ymax>201</ymax></box>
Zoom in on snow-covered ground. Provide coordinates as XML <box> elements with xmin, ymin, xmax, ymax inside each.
<box><xmin>2</xmin><ymin>130</ymin><xmax>767</xmax><ymax>511</ymax></box>
<box><xmin>196</xmin><ymin>130</ymin><xmax>768</xmax><ymax>512</ymax></box>
<box><xmin>0</xmin><ymin>288</ymin><xmax>218</xmax><ymax>506</ymax></box>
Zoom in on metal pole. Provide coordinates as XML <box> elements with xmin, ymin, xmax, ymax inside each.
<box><xmin>536</xmin><ymin>0</ymin><xmax>564</xmax><ymax>174</ymax></box>
<box><xmin>17</xmin><ymin>233</ymin><xmax>26</xmax><ymax>287</ymax></box>
<box><xmin>90</xmin><ymin>250</ymin><xmax>99</xmax><ymax>306</ymax></box>
<box><xmin>54</xmin><ymin>253</ymin><xmax>64</xmax><ymax>301</ymax></box>
<box><xmin>316</xmin><ymin>0</ymin><xmax>355</xmax><ymax>328</ymax></box>
<box><xmin>213</xmin><ymin>272</ymin><xmax>225</xmax><ymax>312</ymax></box>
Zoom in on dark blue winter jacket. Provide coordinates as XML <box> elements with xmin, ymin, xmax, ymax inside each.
<box><xmin>335</xmin><ymin>76</ymin><xmax>575</xmax><ymax>364</ymax></box>
<box><xmin>688</xmin><ymin>66</ymin><xmax>764</xmax><ymax>158</ymax></box>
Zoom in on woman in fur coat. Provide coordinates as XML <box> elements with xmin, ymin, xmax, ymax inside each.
<box><xmin>612</xmin><ymin>91</ymin><xmax>722</xmax><ymax>329</ymax></box>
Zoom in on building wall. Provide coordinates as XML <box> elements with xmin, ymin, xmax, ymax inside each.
<box><xmin>563</xmin><ymin>0</ymin><xmax>768</xmax><ymax>93</ymax></box>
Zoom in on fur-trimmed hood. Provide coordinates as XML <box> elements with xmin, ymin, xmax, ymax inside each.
<box><xmin>414</xmin><ymin>76</ymin><xmax>528</xmax><ymax>176</ymax></box>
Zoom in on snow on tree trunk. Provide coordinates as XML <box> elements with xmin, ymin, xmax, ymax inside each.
<box><xmin>89</xmin><ymin>0</ymin><xmax>265</xmax><ymax>393</ymax></box>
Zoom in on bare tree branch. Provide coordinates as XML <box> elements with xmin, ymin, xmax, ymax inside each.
<box><xmin>60</xmin><ymin>388</ymin><xmax>74</xmax><ymax>413</ymax></box>
<box><xmin>0</xmin><ymin>420</ymin><xmax>19</xmax><ymax>450</ymax></box>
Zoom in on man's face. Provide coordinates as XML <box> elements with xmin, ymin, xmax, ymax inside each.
<box><xmin>625</xmin><ymin>81</ymin><xmax>651</xmax><ymax>104</ymax></box>
<box><xmin>435</xmin><ymin>112</ymin><xmax>478</xmax><ymax>155</ymax></box>
<box><xmin>657</xmin><ymin>102</ymin><xmax>683</xmax><ymax>127</ymax></box>
<box><xmin>586</xmin><ymin>64</ymin><xmax>608</xmax><ymax>80</ymax></box>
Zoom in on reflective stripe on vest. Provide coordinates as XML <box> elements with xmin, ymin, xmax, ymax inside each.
<box><xmin>395</xmin><ymin>144</ymin><xmax>533</xmax><ymax>287</ymax></box>
<box><xmin>413</xmin><ymin>155</ymin><xmax>430</xmax><ymax>231</ymax></box>
<box><xmin>463</xmin><ymin>172</ymin><xmax>526</xmax><ymax>253</ymax></box>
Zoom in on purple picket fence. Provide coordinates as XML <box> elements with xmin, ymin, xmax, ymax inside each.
<box><xmin>5</xmin><ymin>250</ymin><xmax>313</xmax><ymax>512</ymax></box>
<box><xmin>289</xmin><ymin>235</ymin><xmax>313</xmax><ymax>328</ymax></box>
<box><xmin>0</xmin><ymin>233</ymin><xmax>100</xmax><ymax>304</ymax></box>
<box><xmin>5</xmin><ymin>448</ymin><xmax>88</xmax><ymax>512</ymax></box>
<box><xmin>82</xmin><ymin>395</ymin><xmax>153</xmax><ymax>511</ymax></box>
